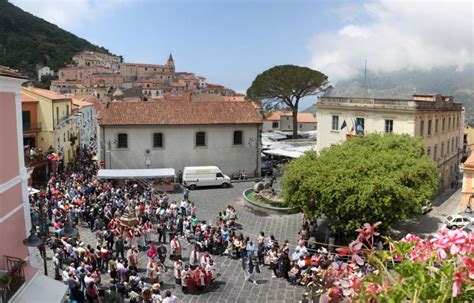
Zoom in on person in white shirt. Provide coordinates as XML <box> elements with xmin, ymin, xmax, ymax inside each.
<box><xmin>200</xmin><ymin>251</ymin><xmax>212</xmax><ymax>267</ymax></box>
<box><xmin>189</xmin><ymin>246</ymin><xmax>200</xmax><ymax>269</ymax></box>
<box><xmin>162</xmin><ymin>290</ymin><xmax>178</xmax><ymax>303</ymax></box>
<box><xmin>170</xmin><ymin>235</ymin><xmax>182</xmax><ymax>261</ymax></box>
<box><xmin>205</xmin><ymin>259</ymin><xmax>216</xmax><ymax>280</ymax></box>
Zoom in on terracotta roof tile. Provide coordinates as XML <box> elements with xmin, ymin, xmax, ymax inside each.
<box><xmin>0</xmin><ymin>65</ymin><xmax>27</xmax><ymax>79</ymax></box>
<box><xmin>22</xmin><ymin>87</ymin><xmax>69</xmax><ymax>100</ymax></box>
<box><xmin>296</xmin><ymin>112</ymin><xmax>317</xmax><ymax>123</ymax></box>
<box><xmin>21</xmin><ymin>93</ymin><xmax>38</xmax><ymax>102</ymax></box>
<box><xmin>100</xmin><ymin>101</ymin><xmax>262</xmax><ymax>126</ymax></box>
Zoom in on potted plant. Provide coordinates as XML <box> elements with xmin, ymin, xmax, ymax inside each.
<box><xmin>0</xmin><ymin>273</ymin><xmax>12</xmax><ymax>287</ymax></box>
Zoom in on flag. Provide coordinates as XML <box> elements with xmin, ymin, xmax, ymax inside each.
<box><xmin>350</xmin><ymin>118</ymin><xmax>355</xmax><ymax>133</ymax></box>
<box><xmin>340</xmin><ymin>120</ymin><xmax>347</xmax><ymax>130</ymax></box>
<box><xmin>355</xmin><ymin>119</ymin><xmax>364</xmax><ymax>135</ymax></box>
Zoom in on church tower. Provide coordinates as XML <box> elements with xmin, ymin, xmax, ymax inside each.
<box><xmin>166</xmin><ymin>53</ymin><xmax>175</xmax><ymax>73</ymax></box>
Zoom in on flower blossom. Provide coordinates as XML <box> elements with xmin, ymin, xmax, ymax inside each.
<box><xmin>452</xmin><ymin>270</ymin><xmax>464</xmax><ymax>297</ymax></box>
<box><xmin>356</xmin><ymin>222</ymin><xmax>381</xmax><ymax>241</ymax></box>
<box><xmin>337</xmin><ymin>240</ymin><xmax>365</xmax><ymax>265</ymax></box>
<box><xmin>462</xmin><ymin>257</ymin><xmax>474</xmax><ymax>279</ymax></box>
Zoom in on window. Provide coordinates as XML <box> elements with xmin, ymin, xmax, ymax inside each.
<box><xmin>299</xmin><ymin>124</ymin><xmax>303</xmax><ymax>129</ymax></box>
<box><xmin>385</xmin><ymin>119</ymin><xmax>393</xmax><ymax>133</ymax></box>
<box><xmin>442</xmin><ymin>118</ymin><xmax>445</xmax><ymax>131</ymax></box>
<box><xmin>272</xmin><ymin>121</ymin><xmax>279</xmax><ymax>128</ymax></box>
<box><xmin>447</xmin><ymin>141</ymin><xmax>450</xmax><ymax>155</ymax></box>
<box><xmin>153</xmin><ymin>133</ymin><xmax>163</xmax><ymax>148</ymax></box>
<box><xmin>22</xmin><ymin>111</ymin><xmax>31</xmax><ymax>129</ymax></box>
<box><xmin>435</xmin><ymin>119</ymin><xmax>439</xmax><ymax>133</ymax></box>
<box><xmin>441</xmin><ymin>142</ymin><xmax>444</xmax><ymax>157</ymax></box>
<box><xmin>434</xmin><ymin>145</ymin><xmax>438</xmax><ymax>161</ymax></box>
<box><xmin>216</xmin><ymin>173</ymin><xmax>224</xmax><ymax>178</ymax></box>
<box><xmin>233</xmin><ymin>130</ymin><xmax>243</xmax><ymax>145</ymax></box>
<box><xmin>355</xmin><ymin>117</ymin><xmax>365</xmax><ymax>134</ymax></box>
<box><xmin>331</xmin><ymin>115</ymin><xmax>339</xmax><ymax>131</ymax></box>
<box><xmin>117</xmin><ymin>133</ymin><xmax>128</xmax><ymax>148</ymax></box>
<box><xmin>428</xmin><ymin>119</ymin><xmax>432</xmax><ymax>136</ymax></box>
<box><xmin>427</xmin><ymin>147</ymin><xmax>431</xmax><ymax>156</ymax></box>
<box><xmin>66</xmin><ymin>105</ymin><xmax>70</xmax><ymax>116</ymax></box>
<box><xmin>448</xmin><ymin>117</ymin><xmax>452</xmax><ymax>130</ymax></box>
<box><xmin>196</xmin><ymin>131</ymin><xmax>206</xmax><ymax>147</ymax></box>
<box><xmin>452</xmin><ymin>138</ymin><xmax>455</xmax><ymax>152</ymax></box>
<box><xmin>419</xmin><ymin>120</ymin><xmax>425</xmax><ymax>137</ymax></box>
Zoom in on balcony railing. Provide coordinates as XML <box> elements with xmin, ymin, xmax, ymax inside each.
<box><xmin>0</xmin><ymin>256</ymin><xmax>26</xmax><ymax>303</ymax></box>
<box><xmin>22</xmin><ymin>123</ymin><xmax>42</xmax><ymax>132</ymax></box>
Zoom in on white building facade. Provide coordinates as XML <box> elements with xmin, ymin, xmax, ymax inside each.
<box><xmin>37</xmin><ymin>66</ymin><xmax>54</xmax><ymax>81</ymax></box>
<box><xmin>99</xmin><ymin>101</ymin><xmax>262</xmax><ymax>177</ymax></box>
<box><xmin>317</xmin><ymin>95</ymin><xmax>463</xmax><ymax>189</ymax></box>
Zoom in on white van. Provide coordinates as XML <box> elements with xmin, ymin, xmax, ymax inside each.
<box><xmin>182</xmin><ymin>166</ymin><xmax>231</xmax><ymax>189</ymax></box>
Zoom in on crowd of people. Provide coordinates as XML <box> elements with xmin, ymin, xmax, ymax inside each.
<box><xmin>29</xmin><ymin>148</ymin><xmax>371</xmax><ymax>302</ymax></box>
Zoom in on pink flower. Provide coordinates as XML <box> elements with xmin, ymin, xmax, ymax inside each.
<box><xmin>431</xmin><ymin>227</ymin><xmax>469</xmax><ymax>259</ymax></box>
<box><xmin>337</xmin><ymin>240</ymin><xmax>365</xmax><ymax>265</ymax></box>
<box><xmin>356</xmin><ymin>222</ymin><xmax>382</xmax><ymax>241</ymax></box>
<box><xmin>400</xmin><ymin>233</ymin><xmax>420</xmax><ymax>243</ymax></box>
<box><xmin>452</xmin><ymin>270</ymin><xmax>464</xmax><ymax>297</ymax></box>
<box><xmin>365</xmin><ymin>282</ymin><xmax>383</xmax><ymax>295</ymax></box>
<box><xmin>462</xmin><ymin>257</ymin><xmax>474</xmax><ymax>279</ymax></box>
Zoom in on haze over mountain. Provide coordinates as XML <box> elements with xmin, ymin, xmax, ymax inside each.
<box><xmin>303</xmin><ymin>65</ymin><xmax>474</xmax><ymax>119</ymax></box>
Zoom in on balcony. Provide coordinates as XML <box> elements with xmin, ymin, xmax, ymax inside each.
<box><xmin>22</xmin><ymin>123</ymin><xmax>41</xmax><ymax>133</ymax></box>
<box><xmin>0</xmin><ymin>256</ymin><xmax>26</xmax><ymax>303</ymax></box>
<box><xmin>24</xmin><ymin>150</ymin><xmax>48</xmax><ymax>168</ymax></box>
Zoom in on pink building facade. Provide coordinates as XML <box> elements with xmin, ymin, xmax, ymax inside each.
<box><xmin>0</xmin><ymin>67</ymin><xmax>67</xmax><ymax>301</ymax></box>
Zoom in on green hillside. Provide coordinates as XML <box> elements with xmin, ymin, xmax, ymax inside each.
<box><xmin>0</xmin><ymin>0</ymin><xmax>113</xmax><ymax>78</ymax></box>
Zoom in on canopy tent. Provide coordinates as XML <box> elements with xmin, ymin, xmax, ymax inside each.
<box><xmin>28</xmin><ymin>187</ymin><xmax>40</xmax><ymax>196</ymax></box>
<box><xmin>12</xmin><ymin>274</ymin><xmax>67</xmax><ymax>303</ymax></box>
<box><xmin>97</xmin><ymin>168</ymin><xmax>176</xmax><ymax>179</ymax></box>
<box><xmin>263</xmin><ymin>149</ymin><xmax>304</xmax><ymax>159</ymax></box>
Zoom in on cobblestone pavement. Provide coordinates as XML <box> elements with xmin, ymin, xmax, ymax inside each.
<box><xmin>35</xmin><ymin>181</ymin><xmax>306</xmax><ymax>302</ymax></box>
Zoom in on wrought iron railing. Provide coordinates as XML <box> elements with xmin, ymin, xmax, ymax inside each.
<box><xmin>0</xmin><ymin>256</ymin><xmax>26</xmax><ymax>303</ymax></box>
<box><xmin>22</xmin><ymin>123</ymin><xmax>42</xmax><ymax>132</ymax></box>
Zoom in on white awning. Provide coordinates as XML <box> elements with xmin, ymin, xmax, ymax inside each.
<box><xmin>97</xmin><ymin>168</ymin><xmax>176</xmax><ymax>179</ymax></box>
<box><xmin>28</xmin><ymin>187</ymin><xmax>40</xmax><ymax>196</ymax></box>
<box><xmin>263</xmin><ymin>149</ymin><xmax>304</xmax><ymax>158</ymax></box>
<box><xmin>12</xmin><ymin>274</ymin><xmax>67</xmax><ymax>303</ymax></box>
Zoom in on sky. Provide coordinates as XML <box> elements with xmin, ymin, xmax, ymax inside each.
<box><xmin>11</xmin><ymin>0</ymin><xmax>474</xmax><ymax>110</ymax></box>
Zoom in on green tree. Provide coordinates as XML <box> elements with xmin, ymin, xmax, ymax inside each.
<box><xmin>247</xmin><ymin>65</ymin><xmax>330</xmax><ymax>138</ymax></box>
<box><xmin>281</xmin><ymin>133</ymin><xmax>439</xmax><ymax>232</ymax></box>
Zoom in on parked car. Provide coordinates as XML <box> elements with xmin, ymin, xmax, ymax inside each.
<box><xmin>261</xmin><ymin>161</ymin><xmax>274</xmax><ymax>176</ymax></box>
<box><xmin>444</xmin><ymin>215</ymin><xmax>473</xmax><ymax>229</ymax></box>
<box><xmin>421</xmin><ymin>200</ymin><xmax>433</xmax><ymax>214</ymax></box>
<box><xmin>182</xmin><ymin>166</ymin><xmax>231</xmax><ymax>189</ymax></box>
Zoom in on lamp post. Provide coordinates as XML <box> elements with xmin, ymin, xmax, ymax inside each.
<box><xmin>23</xmin><ymin>200</ymin><xmax>48</xmax><ymax>276</ymax></box>
<box><xmin>106</xmin><ymin>139</ymin><xmax>117</xmax><ymax>169</ymax></box>
<box><xmin>23</xmin><ymin>197</ymin><xmax>78</xmax><ymax>276</ymax></box>
<box><xmin>248</xmin><ymin>127</ymin><xmax>262</xmax><ymax>177</ymax></box>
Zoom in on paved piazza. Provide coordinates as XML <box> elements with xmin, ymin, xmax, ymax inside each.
<box><xmin>35</xmin><ymin>181</ymin><xmax>305</xmax><ymax>302</ymax></box>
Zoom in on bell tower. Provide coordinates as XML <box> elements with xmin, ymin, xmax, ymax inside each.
<box><xmin>166</xmin><ymin>53</ymin><xmax>175</xmax><ymax>73</ymax></box>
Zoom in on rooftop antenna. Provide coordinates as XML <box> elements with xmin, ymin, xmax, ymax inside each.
<box><xmin>364</xmin><ymin>59</ymin><xmax>368</xmax><ymax>97</ymax></box>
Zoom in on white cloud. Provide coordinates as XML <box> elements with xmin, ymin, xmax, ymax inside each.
<box><xmin>309</xmin><ymin>0</ymin><xmax>474</xmax><ymax>83</ymax></box>
<box><xmin>11</xmin><ymin>0</ymin><xmax>130</xmax><ymax>30</ymax></box>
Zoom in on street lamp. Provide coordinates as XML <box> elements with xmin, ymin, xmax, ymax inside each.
<box><xmin>23</xmin><ymin>202</ymin><xmax>48</xmax><ymax>276</ymax></box>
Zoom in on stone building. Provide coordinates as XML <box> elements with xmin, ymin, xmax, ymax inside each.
<box><xmin>316</xmin><ymin>94</ymin><xmax>463</xmax><ymax>189</ymax></box>
<box><xmin>98</xmin><ymin>101</ymin><xmax>263</xmax><ymax>177</ymax></box>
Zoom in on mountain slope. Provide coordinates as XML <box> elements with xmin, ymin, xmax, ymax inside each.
<box><xmin>329</xmin><ymin>65</ymin><xmax>474</xmax><ymax>117</ymax></box>
<box><xmin>0</xmin><ymin>0</ymin><xmax>113</xmax><ymax>78</ymax></box>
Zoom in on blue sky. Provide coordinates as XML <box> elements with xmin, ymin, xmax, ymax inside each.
<box><xmin>12</xmin><ymin>0</ymin><xmax>473</xmax><ymax>110</ymax></box>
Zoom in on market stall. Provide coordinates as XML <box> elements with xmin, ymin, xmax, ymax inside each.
<box><xmin>97</xmin><ymin>168</ymin><xmax>176</xmax><ymax>192</ymax></box>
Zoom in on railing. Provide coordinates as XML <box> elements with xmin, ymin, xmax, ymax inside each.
<box><xmin>24</xmin><ymin>151</ymin><xmax>47</xmax><ymax>167</ymax></box>
<box><xmin>22</xmin><ymin>123</ymin><xmax>42</xmax><ymax>132</ymax></box>
<box><xmin>0</xmin><ymin>256</ymin><xmax>26</xmax><ymax>303</ymax></box>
